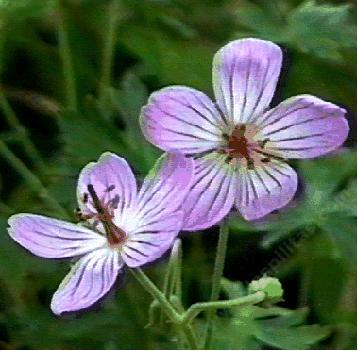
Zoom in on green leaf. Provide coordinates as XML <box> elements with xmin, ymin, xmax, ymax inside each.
<box><xmin>256</xmin><ymin>323</ymin><xmax>330</xmax><ymax>349</ymax></box>
<box><xmin>260</xmin><ymin>151</ymin><xmax>356</xmax><ymax>247</ymax></box>
<box><xmin>211</xmin><ymin>304</ymin><xmax>330</xmax><ymax>349</ymax></box>
<box><xmin>0</xmin><ymin>0</ymin><xmax>55</xmax><ymax>21</ymax></box>
<box><xmin>221</xmin><ymin>278</ymin><xmax>246</xmax><ymax>300</ymax></box>
<box><xmin>234</xmin><ymin>0</ymin><xmax>356</xmax><ymax>63</ymax></box>
<box><xmin>287</xmin><ymin>1</ymin><xmax>355</xmax><ymax>62</ymax></box>
<box><xmin>321</xmin><ymin>214</ymin><xmax>356</xmax><ymax>265</ymax></box>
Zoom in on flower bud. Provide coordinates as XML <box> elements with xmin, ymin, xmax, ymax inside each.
<box><xmin>248</xmin><ymin>277</ymin><xmax>283</xmax><ymax>303</ymax></box>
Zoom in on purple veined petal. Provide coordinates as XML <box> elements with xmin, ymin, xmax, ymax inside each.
<box><xmin>8</xmin><ymin>214</ymin><xmax>106</xmax><ymax>258</ymax></box>
<box><xmin>235</xmin><ymin>160</ymin><xmax>297</xmax><ymax>220</ymax></box>
<box><xmin>120</xmin><ymin>212</ymin><xmax>183</xmax><ymax>268</ymax></box>
<box><xmin>132</xmin><ymin>153</ymin><xmax>194</xmax><ymax>224</ymax></box>
<box><xmin>257</xmin><ymin>95</ymin><xmax>349</xmax><ymax>159</ymax></box>
<box><xmin>212</xmin><ymin>38</ymin><xmax>282</xmax><ymax>125</ymax></box>
<box><xmin>51</xmin><ymin>248</ymin><xmax>123</xmax><ymax>315</ymax></box>
<box><xmin>120</xmin><ymin>153</ymin><xmax>193</xmax><ymax>267</ymax></box>
<box><xmin>181</xmin><ymin>153</ymin><xmax>237</xmax><ymax>231</ymax></box>
<box><xmin>140</xmin><ymin>86</ymin><xmax>227</xmax><ymax>154</ymax></box>
<box><xmin>77</xmin><ymin>152</ymin><xmax>137</xmax><ymax>223</ymax></box>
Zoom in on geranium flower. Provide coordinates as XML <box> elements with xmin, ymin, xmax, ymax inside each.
<box><xmin>8</xmin><ymin>152</ymin><xmax>193</xmax><ymax>314</ymax></box>
<box><xmin>140</xmin><ymin>38</ymin><xmax>348</xmax><ymax>230</ymax></box>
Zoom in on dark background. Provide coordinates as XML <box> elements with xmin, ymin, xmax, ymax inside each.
<box><xmin>0</xmin><ymin>0</ymin><xmax>356</xmax><ymax>349</ymax></box>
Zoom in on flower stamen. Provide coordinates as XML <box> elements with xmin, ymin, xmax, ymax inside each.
<box><xmin>87</xmin><ymin>184</ymin><xmax>127</xmax><ymax>247</ymax></box>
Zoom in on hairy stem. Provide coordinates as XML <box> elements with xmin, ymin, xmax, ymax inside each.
<box><xmin>181</xmin><ymin>291</ymin><xmax>265</xmax><ymax>324</ymax></box>
<box><xmin>130</xmin><ymin>268</ymin><xmax>198</xmax><ymax>349</ymax></box>
<box><xmin>204</xmin><ymin>218</ymin><xmax>230</xmax><ymax>348</ymax></box>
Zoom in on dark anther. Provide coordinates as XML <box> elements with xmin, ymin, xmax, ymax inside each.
<box><xmin>225</xmin><ymin>156</ymin><xmax>233</xmax><ymax>164</ymax></box>
<box><xmin>261</xmin><ymin>157</ymin><xmax>271</xmax><ymax>163</ymax></box>
<box><xmin>222</xmin><ymin>133</ymin><xmax>229</xmax><ymax>140</ymax></box>
<box><xmin>83</xmin><ymin>192</ymin><xmax>89</xmax><ymax>203</ymax></box>
<box><xmin>110</xmin><ymin>195</ymin><xmax>120</xmax><ymax>209</ymax></box>
<box><xmin>259</xmin><ymin>138</ymin><xmax>270</xmax><ymax>148</ymax></box>
<box><xmin>75</xmin><ymin>207</ymin><xmax>82</xmax><ymax>219</ymax></box>
<box><xmin>247</xmin><ymin>159</ymin><xmax>255</xmax><ymax>170</ymax></box>
<box><xmin>107</xmin><ymin>184</ymin><xmax>116</xmax><ymax>192</ymax></box>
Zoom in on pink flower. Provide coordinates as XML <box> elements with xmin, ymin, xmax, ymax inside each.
<box><xmin>8</xmin><ymin>152</ymin><xmax>193</xmax><ymax>314</ymax></box>
<box><xmin>140</xmin><ymin>38</ymin><xmax>349</xmax><ymax>230</ymax></box>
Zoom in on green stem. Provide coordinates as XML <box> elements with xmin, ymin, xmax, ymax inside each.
<box><xmin>130</xmin><ymin>268</ymin><xmax>181</xmax><ymax>322</ymax></box>
<box><xmin>181</xmin><ymin>291</ymin><xmax>265</xmax><ymax>325</ymax></box>
<box><xmin>0</xmin><ymin>140</ymin><xmax>69</xmax><ymax>218</ymax></box>
<box><xmin>130</xmin><ymin>268</ymin><xmax>198</xmax><ymax>349</ymax></box>
<box><xmin>204</xmin><ymin>218</ymin><xmax>230</xmax><ymax>348</ymax></box>
<box><xmin>98</xmin><ymin>0</ymin><xmax>119</xmax><ymax>102</ymax></box>
<box><xmin>181</xmin><ymin>325</ymin><xmax>198</xmax><ymax>350</ymax></box>
<box><xmin>58</xmin><ymin>0</ymin><xmax>77</xmax><ymax>111</ymax></box>
<box><xmin>174</xmin><ymin>240</ymin><xmax>183</xmax><ymax>300</ymax></box>
<box><xmin>159</xmin><ymin>239</ymin><xmax>183</xmax><ymax>325</ymax></box>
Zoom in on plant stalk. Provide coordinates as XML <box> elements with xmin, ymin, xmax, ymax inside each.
<box><xmin>130</xmin><ymin>268</ymin><xmax>198</xmax><ymax>349</ymax></box>
<box><xmin>204</xmin><ymin>217</ymin><xmax>230</xmax><ymax>348</ymax></box>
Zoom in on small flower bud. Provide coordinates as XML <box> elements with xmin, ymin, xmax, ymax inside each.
<box><xmin>248</xmin><ymin>277</ymin><xmax>283</xmax><ymax>303</ymax></box>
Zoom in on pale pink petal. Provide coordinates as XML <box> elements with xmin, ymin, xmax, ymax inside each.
<box><xmin>212</xmin><ymin>38</ymin><xmax>282</xmax><ymax>125</ymax></box>
<box><xmin>120</xmin><ymin>153</ymin><xmax>193</xmax><ymax>267</ymax></box>
<box><xmin>77</xmin><ymin>152</ymin><xmax>137</xmax><ymax>224</ymax></box>
<box><xmin>51</xmin><ymin>248</ymin><xmax>123</xmax><ymax>315</ymax></box>
<box><xmin>235</xmin><ymin>161</ymin><xmax>297</xmax><ymax>220</ymax></box>
<box><xmin>258</xmin><ymin>95</ymin><xmax>349</xmax><ymax>159</ymax></box>
<box><xmin>8</xmin><ymin>214</ymin><xmax>106</xmax><ymax>258</ymax></box>
<box><xmin>181</xmin><ymin>153</ymin><xmax>237</xmax><ymax>231</ymax></box>
<box><xmin>140</xmin><ymin>86</ymin><xmax>226</xmax><ymax>154</ymax></box>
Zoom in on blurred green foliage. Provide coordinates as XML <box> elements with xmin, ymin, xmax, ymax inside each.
<box><xmin>0</xmin><ymin>0</ymin><xmax>356</xmax><ymax>349</ymax></box>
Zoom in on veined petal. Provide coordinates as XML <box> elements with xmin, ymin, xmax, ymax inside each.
<box><xmin>120</xmin><ymin>154</ymin><xmax>193</xmax><ymax>266</ymax></box>
<box><xmin>235</xmin><ymin>161</ymin><xmax>297</xmax><ymax>220</ymax></box>
<box><xmin>8</xmin><ymin>214</ymin><xmax>106</xmax><ymax>258</ymax></box>
<box><xmin>77</xmin><ymin>152</ymin><xmax>137</xmax><ymax>221</ymax></box>
<box><xmin>134</xmin><ymin>153</ymin><xmax>194</xmax><ymax>222</ymax></box>
<box><xmin>181</xmin><ymin>153</ymin><xmax>237</xmax><ymax>231</ymax></box>
<box><xmin>51</xmin><ymin>248</ymin><xmax>123</xmax><ymax>315</ymax></box>
<box><xmin>213</xmin><ymin>38</ymin><xmax>282</xmax><ymax>125</ymax></box>
<box><xmin>121</xmin><ymin>212</ymin><xmax>183</xmax><ymax>268</ymax></box>
<box><xmin>140</xmin><ymin>86</ymin><xmax>226</xmax><ymax>154</ymax></box>
<box><xmin>258</xmin><ymin>95</ymin><xmax>349</xmax><ymax>159</ymax></box>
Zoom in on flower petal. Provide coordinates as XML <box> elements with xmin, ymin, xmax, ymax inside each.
<box><xmin>77</xmin><ymin>152</ymin><xmax>137</xmax><ymax>221</ymax></box>
<box><xmin>212</xmin><ymin>38</ymin><xmax>282</xmax><ymax>125</ymax></box>
<box><xmin>120</xmin><ymin>153</ymin><xmax>194</xmax><ymax>267</ymax></box>
<box><xmin>51</xmin><ymin>248</ymin><xmax>123</xmax><ymax>315</ymax></box>
<box><xmin>258</xmin><ymin>95</ymin><xmax>349</xmax><ymax>159</ymax></box>
<box><xmin>121</xmin><ymin>212</ymin><xmax>183</xmax><ymax>268</ymax></box>
<box><xmin>140</xmin><ymin>86</ymin><xmax>226</xmax><ymax>154</ymax></box>
<box><xmin>181</xmin><ymin>153</ymin><xmax>237</xmax><ymax>231</ymax></box>
<box><xmin>235</xmin><ymin>161</ymin><xmax>297</xmax><ymax>220</ymax></box>
<box><xmin>8</xmin><ymin>214</ymin><xmax>106</xmax><ymax>258</ymax></box>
